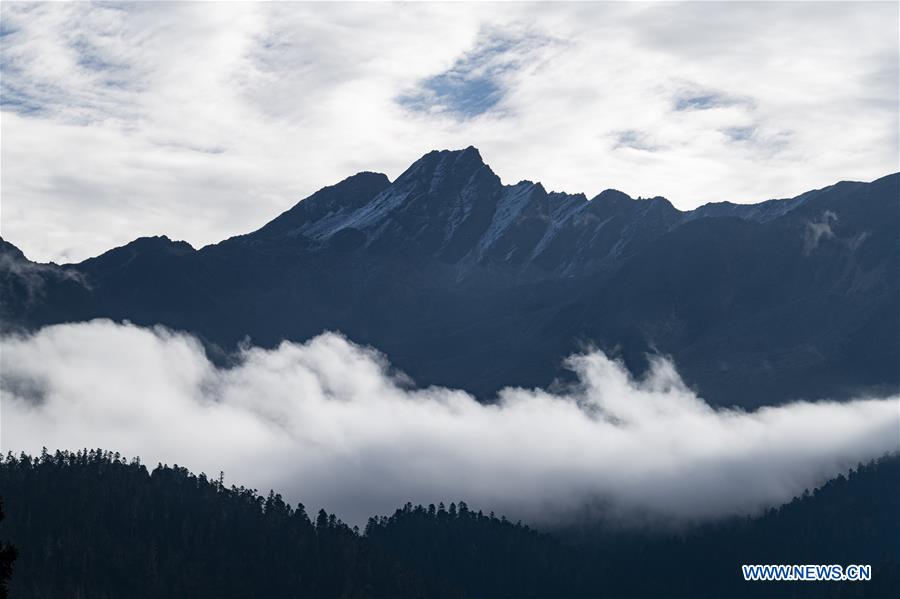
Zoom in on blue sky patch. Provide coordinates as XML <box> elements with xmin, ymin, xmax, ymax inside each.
<box><xmin>613</xmin><ymin>130</ymin><xmax>661</xmax><ymax>152</ymax></box>
<box><xmin>398</xmin><ymin>31</ymin><xmax>548</xmax><ymax>119</ymax></box>
<box><xmin>673</xmin><ymin>87</ymin><xmax>749</xmax><ymax>112</ymax></box>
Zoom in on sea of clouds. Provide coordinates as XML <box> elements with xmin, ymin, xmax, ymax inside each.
<box><xmin>1</xmin><ymin>319</ymin><xmax>897</xmax><ymax>527</ymax></box>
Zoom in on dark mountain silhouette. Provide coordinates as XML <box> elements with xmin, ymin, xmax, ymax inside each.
<box><xmin>1</xmin><ymin>148</ymin><xmax>897</xmax><ymax>406</ymax></box>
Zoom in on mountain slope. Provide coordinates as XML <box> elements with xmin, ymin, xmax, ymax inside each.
<box><xmin>1</xmin><ymin>149</ymin><xmax>896</xmax><ymax>406</ymax></box>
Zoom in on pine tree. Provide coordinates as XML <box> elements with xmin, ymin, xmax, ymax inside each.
<box><xmin>0</xmin><ymin>499</ymin><xmax>17</xmax><ymax>599</ymax></box>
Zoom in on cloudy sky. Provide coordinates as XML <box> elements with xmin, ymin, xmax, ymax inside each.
<box><xmin>1</xmin><ymin>1</ymin><xmax>897</xmax><ymax>263</ymax></box>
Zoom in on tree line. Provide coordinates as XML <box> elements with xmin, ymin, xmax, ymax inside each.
<box><xmin>0</xmin><ymin>449</ymin><xmax>896</xmax><ymax>598</ymax></box>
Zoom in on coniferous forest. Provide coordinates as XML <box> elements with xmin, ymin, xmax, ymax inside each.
<box><xmin>0</xmin><ymin>450</ymin><xmax>896</xmax><ymax>598</ymax></box>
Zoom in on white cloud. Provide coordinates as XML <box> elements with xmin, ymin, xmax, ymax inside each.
<box><xmin>804</xmin><ymin>209</ymin><xmax>838</xmax><ymax>254</ymax></box>
<box><xmin>1</xmin><ymin>2</ymin><xmax>897</xmax><ymax>262</ymax></box>
<box><xmin>2</xmin><ymin>320</ymin><xmax>897</xmax><ymax>527</ymax></box>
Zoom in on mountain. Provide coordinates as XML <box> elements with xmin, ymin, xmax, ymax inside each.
<box><xmin>1</xmin><ymin>148</ymin><xmax>897</xmax><ymax>407</ymax></box>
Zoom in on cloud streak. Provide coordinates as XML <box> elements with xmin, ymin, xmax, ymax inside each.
<box><xmin>2</xmin><ymin>320</ymin><xmax>897</xmax><ymax>527</ymax></box>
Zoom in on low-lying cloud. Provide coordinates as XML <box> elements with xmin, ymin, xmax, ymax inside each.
<box><xmin>1</xmin><ymin>320</ymin><xmax>897</xmax><ymax>527</ymax></box>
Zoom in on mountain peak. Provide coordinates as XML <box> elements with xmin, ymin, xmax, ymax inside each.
<box><xmin>394</xmin><ymin>146</ymin><xmax>496</xmax><ymax>189</ymax></box>
<box><xmin>419</xmin><ymin>145</ymin><xmax>483</xmax><ymax>164</ymax></box>
<box><xmin>78</xmin><ymin>235</ymin><xmax>194</xmax><ymax>273</ymax></box>
<box><xmin>123</xmin><ymin>235</ymin><xmax>194</xmax><ymax>252</ymax></box>
<box><xmin>591</xmin><ymin>189</ymin><xmax>632</xmax><ymax>203</ymax></box>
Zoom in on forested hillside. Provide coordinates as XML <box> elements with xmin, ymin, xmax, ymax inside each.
<box><xmin>0</xmin><ymin>450</ymin><xmax>896</xmax><ymax>598</ymax></box>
